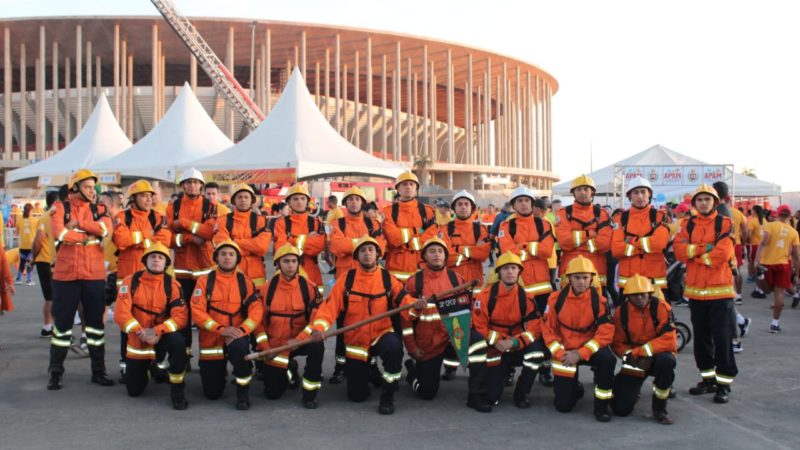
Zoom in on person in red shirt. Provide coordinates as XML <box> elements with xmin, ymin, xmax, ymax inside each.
<box><xmin>542</xmin><ymin>256</ymin><xmax>615</xmax><ymax>422</ymax></box>
<box><xmin>610</xmin><ymin>274</ymin><xmax>677</xmax><ymax>425</ymax></box>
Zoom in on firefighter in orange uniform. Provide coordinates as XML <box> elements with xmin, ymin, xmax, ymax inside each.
<box><xmin>326</xmin><ymin>185</ymin><xmax>384</xmax><ymax>383</ymax></box>
<box><xmin>191</xmin><ymin>240</ymin><xmax>263</xmax><ymax>410</ymax></box>
<box><xmin>255</xmin><ymin>244</ymin><xmax>324</xmax><ymax>409</ymax></box>
<box><xmin>308</xmin><ymin>237</ymin><xmax>420</xmax><ymax>415</ymax></box>
<box><xmin>213</xmin><ymin>184</ymin><xmax>271</xmax><ymax>288</ymax></box>
<box><xmin>611</xmin><ymin>274</ymin><xmax>677</xmax><ymax>425</ymax></box>
<box><xmin>674</xmin><ymin>184</ymin><xmax>737</xmax><ymax>404</ymax></box>
<box><xmin>47</xmin><ymin>169</ymin><xmax>115</xmax><ymax>390</ymax></box>
<box><xmin>611</xmin><ymin>176</ymin><xmax>670</xmax><ymax>294</ymax></box>
<box><xmin>167</xmin><ymin>168</ymin><xmax>217</xmax><ymax>358</ymax></box>
<box><xmin>442</xmin><ymin>190</ymin><xmax>491</xmax><ymax>289</ymax></box>
<box><xmin>542</xmin><ymin>256</ymin><xmax>616</xmax><ymax>421</ymax></box>
<box><xmin>273</xmin><ymin>184</ymin><xmax>326</xmax><ymax>288</ymax></box>
<box><xmin>472</xmin><ymin>251</ymin><xmax>547</xmax><ymax>411</ymax></box>
<box><xmin>556</xmin><ymin>175</ymin><xmax>613</xmax><ymax>288</ymax></box>
<box><xmin>381</xmin><ymin>171</ymin><xmax>437</xmax><ymax>282</ymax></box>
<box><xmin>114</xmin><ymin>243</ymin><xmax>189</xmax><ymax>410</ymax></box>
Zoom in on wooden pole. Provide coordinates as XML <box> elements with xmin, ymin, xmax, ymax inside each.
<box><xmin>113</xmin><ymin>24</ymin><xmax>120</xmax><ymax>119</ymax></box>
<box><xmin>354</xmin><ymin>51</ymin><xmax>360</xmax><ymax>148</ymax></box>
<box><xmin>151</xmin><ymin>24</ymin><xmax>158</xmax><ymax>128</ymax></box>
<box><xmin>121</xmin><ymin>41</ymin><xmax>127</xmax><ymax>134</ymax></box>
<box><xmin>366</xmin><ymin>38</ymin><xmax>372</xmax><ymax>154</ymax></box>
<box><xmin>52</xmin><ymin>42</ymin><xmax>59</xmax><ymax>153</ymax></box>
<box><xmin>75</xmin><ymin>25</ymin><xmax>82</xmax><ymax>133</ymax></box>
<box><xmin>3</xmin><ymin>28</ymin><xmax>10</xmax><ymax>160</ymax></box>
<box><xmin>335</xmin><ymin>34</ymin><xmax>341</xmax><ymax>134</ymax></box>
<box><xmin>19</xmin><ymin>43</ymin><xmax>26</xmax><ymax>159</ymax></box>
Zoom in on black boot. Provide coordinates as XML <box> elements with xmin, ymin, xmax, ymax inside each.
<box><xmin>713</xmin><ymin>384</ymin><xmax>730</xmax><ymax>404</ymax></box>
<box><xmin>576</xmin><ymin>382</ymin><xmax>585</xmax><ymax>399</ymax></box>
<box><xmin>150</xmin><ymin>362</ymin><xmax>169</xmax><ymax>384</ymax></box>
<box><xmin>329</xmin><ymin>363</ymin><xmax>346</xmax><ymax>385</ymax></box>
<box><xmin>441</xmin><ymin>367</ymin><xmax>457</xmax><ymax>381</ymax></box>
<box><xmin>513</xmin><ymin>367</ymin><xmax>536</xmax><ymax>409</ymax></box>
<box><xmin>171</xmin><ymin>383</ymin><xmax>189</xmax><ymax>410</ymax></box>
<box><xmin>378</xmin><ymin>391</ymin><xmax>395</xmax><ymax>415</ymax></box>
<box><xmin>504</xmin><ymin>366</ymin><xmax>516</xmax><ymax>387</ymax></box>
<box><xmin>89</xmin><ymin>345</ymin><xmax>114</xmax><ymax>386</ymax></box>
<box><xmin>47</xmin><ymin>372</ymin><xmax>63</xmax><ymax>391</ymax></box>
<box><xmin>538</xmin><ymin>369</ymin><xmax>554</xmax><ymax>387</ymax></box>
<box><xmin>47</xmin><ymin>346</ymin><xmax>69</xmax><ymax>390</ymax></box>
<box><xmin>652</xmin><ymin>395</ymin><xmax>673</xmax><ymax>425</ymax></box>
<box><xmin>404</xmin><ymin>359</ymin><xmax>417</xmax><ymax>387</ymax></box>
<box><xmin>118</xmin><ymin>360</ymin><xmax>127</xmax><ymax>384</ymax></box>
<box><xmin>467</xmin><ymin>393</ymin><xmax>493</xmax><ymax>413</ymax></box>
<box><xmin>288</xmin><ymin>359</ymin><xmax>300</xmax><ymax>390</ymax></box>
<box><xmin>302</xmin><ymin>389</ymin><xmax>319</xmax><ymax>409</ymax></box>
<box><xmin>594</xmin><ymin>400</ymin><xmax>612</xmax><ymax>422</ymax></box>
<box><xmin>689</xmin><ymin>380</ymin><xmax>717</xmax><ymax>395</ymax></box>
<box><xmin>236</xmin><ymin>384</ymin><xmax>251</xmax><ymax>410</ymax></box>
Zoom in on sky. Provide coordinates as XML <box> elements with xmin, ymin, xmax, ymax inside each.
<box><xmin>4</xmin><ymin>0</ymin><xmax>800</xmax><ymax>190</ymax></box>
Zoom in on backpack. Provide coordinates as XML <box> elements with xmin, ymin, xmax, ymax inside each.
<box><xmin>446</xmin><ymin>220</ymin><xmax>483</xmax><ymax>244</ymax></box>
<box><xmin>507</xmin><ymin>216</ymin><xmax>549</xmax><ymax>241</ymax></box>
<box><xmin>620</xmin><ymin>208</ymin><xmax>662</xmax><ymax>238</ymax></box>
<box><xmin>486</xmin><ymin>282</ymin><xmax>537</xmax><ymax>331</ymax></box>
<box><xmin>284</xmin><ymin>215</ymin><xmax>319</xmax><ymax>237</ymax></box>
<box><xmin>338</xmin><ymin>216</ymin><xmax>376</xmax><ymax>237</ymax></box>
<box><xmin>124</xmin><ymin>209</ymin><xmax>165</xmax><ymax>233</ymax></box>
<box><xmin>226</xmin><ymin>211</ymin><xmax>263</xmax><ymax>238</ymax></box>
<box><xmin>618</xmin><ymin>297</ymin><xmax>672</xmax><ymax>345</ymax></box>
<box><xmin>263</xmin><ymin>274</ymin><xmax>315</xmax><ymax>322</ymax></box>
<box><xmin>204</xmin><ymin>270</ymin><xmax>259</xmax><ymax>320</ymax></box>
<box><xmin>685</xmin><ymin>214</ymin><xmax>729</xmax><ymax>245</ymax></box>
<box><xmin>341</xmin><ymin>267</ymin><xmax>403</xmax><ymax>315</ymax></box>
<box><xmin>172</xmin><ymin>193</ymin><xmax>213</xmax><ymax>222</ymax></box>
<box><xmin>413</xmin><ymin>269</ymin><xmax>460</xmax><ymax>299</ymax></box>
<box><xmin>391</xmin><ymin>200</ymin><xmax>433</xmax><ymax>230</ymax></box>
<box><xmin>564</xmin><ymin>204</ymin><xmax>610</xmax><ymax>230</ymax></box>
<box><xmin>554</xmin><ymin>287</ymin><xmax>610</xmax><ymax>333</ymax></box>
<box><xmin>57</xmin><ymin>201</ymin><xmax>105</xmax><ymax>249</ymax></box>
<box><xmin>129</xmin><ymin>271</ymin><xmax>184</xmax><ymax>319</ymax></box>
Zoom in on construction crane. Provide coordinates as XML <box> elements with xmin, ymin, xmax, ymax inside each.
<box><xmin>150</xmin><ymin>0</ymin><xmax>265</xmax><ymax>129</ymax></box>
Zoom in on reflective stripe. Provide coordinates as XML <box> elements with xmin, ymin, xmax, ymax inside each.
<box><xmin>51</xmin><ymin>337</ymin><xmax>72</xmax><ymax>347</ymax></box>
<box><xmin>126</xmin><ymin>346</ymin><xmax>156</xmax><ymax>357</ymax></box>
<box><xmin>520</xmin><ymin>249</ymin><xmax>528</xmax><ymax>262</ymax></box>
<box><xmin>255</xmin><ymin>333</ymin><xmax>268</xmax><ymax>344</ymax></box>
<box><xmin>715</xmin><ymin>373</ymin><xmax>734</xmax><ymax>385</ymax></box>
<box><xmin>235</xmin><ymin>375</ymin><xmax>253</xmax><ymax>386</ymax></box>
<box><xmin>200</xmin><ymin>347</ymin><xmax>224</xmax><ymax>357</ymax></box>
<box><xmin>463</xmin><ymin>246</ymin><xmax>471</xmax><ymax>259</ymax></box>
<box><xmin>418</xmin><ymin>313</ymin><xmax>441</xmax><ymax>322</ymax></box>
<box><xmin>548</xmin><ymin>341</ymin><xmax>564</xmax><ymax>354</ymax></box>
<box><xmin>524</xmin><ymin>351</ymin><xmax>545</xmax><ymax>360</ymax></box>
<box><xmin>653</xmin><ymin>385</ymin><xmax>671</xmax><ymax>400</ymax></box>
<box><xmin>401</xmin><ymin>228</ymin><xmax>411</xmax><ymax>244</ymax></box>
<box><xmin>687</xmin><ymin>244</ymin><xmax>697</xmax><ymax>259</ymax></box>
<box><xmin>335</xmin><ymin>356</ymin><xmax>347</xmax><ymax>364</ymax></box>
<box><xmin>487</xmin><ymin>330</ymin><xmax>499</xmax><ymax>346</ymax></box>
<box><xmin>57</xmin><ymin>229</ymin><xmax>69</xmax><ymax>241</ymax></box>
<box><xmin>523</xmin><ymin>361</ymin><xmax>540</xmax><ymax>370</ymax></box>
<box><xmin>84</xmin><ymin>326</ymin><xmax>104</xmax><ymax>336</ymax></box>
<box><xmin>132</xmin><ymin>231</ymin><xmax>142</xmax><ymax>245</ymax></box>
<box><xmin>640</xmin><ymin>236</ymin><xmax>651</xmax><ymax>253</ymax></box>
<box><xmin>624</xmin><ymin>243</ymin><xmax>636</xmax><ymax>257</ymax></box>
<box><xmin>390</xmin><ymin>271</ymin><xmax>413</xmax><ymax>281</ymax></box>
<box><xmin>296</xmin><ymin>234</ymin><xmax>307</xmax><ymax>254</ymax></box>
<box><xmin>584</xmin><ymin>339</ymin><xmax>600</xmax><ymax>353</ymax></box>
<box><xmin>302</xmin><ymin>326</ymin><xmax>312</xmax><ymax>335</ymax></box>
<box><xmin>162</xmin><ymin>319</ymin><xmax>178</xmax><ymax>333</ymax></box>
<box><xmin>486</xmin><ymin>355</ymin><xmax>502</xmax><ymax>365</ymax></box>
<box><xmin>402</xmin><ymin>327</ymin><xmax>414</xmax><ymax>336</ymax></box>
<box><xmin>652</xmin><ymin>277</ymin><xmax>667</xmax><ymax>286</ymax></box>
<box><xmin>190</xmin><ymin>221</ymin><xmax>199</xmax><ymax>234</ymax></box>
<box><xmin>193</xmin><ymin>268</ymin><xmax>213</xmax><ymax>278</ymax></box>
<box><xmin>251</xmin><ymin>277</ymin><xmax>267</xmax><ymax>287</ymax></box>
<box><xmin>621</xmin><ymin>363</ymin><xmax>646</xmax><ymax>376</ymax></box>
<box><xmin>617</xmin><ymin>275</ymin><xmax>629</xmax><ymax>288</ymax></box>
<box><xmin>469</xmin><ymin>340</ymin><xmax>487</xmax><ymax>354</ymax></box>
<box><xmin>242</xmin><ymin>318</ymin><xmax>256</xmax><ymax>331</ymax></box>
<box><xmin>551</xmin><ymin>360</ymin><xmax>577</xmax><ymax>375</ymax></box>
<box><xmin>203</xmin><ymin>318</ymin><xmax>220</xmax><ymax>331</ymax></box>
<box><xmin>169</xmin><ymin>371</ymin><xmax>186</xmax><ymax>384</ymax></box>
<box><xmin>472</xmin><ymin>288</ymin><xmax>482</xmax><ymax>295</ymax></box>
<box><xmin>383</xmin><ymin>371</ymin><xmax>402</xmax><ymax>383</ymax></box>
<box><xmin>52</xmin><ymin>327</ymin><xmax>73</xmax><ymax>338</ymax></box>
<box><xmin>685</xmin><ymin>285</ymin><xmax>735</xmax><ymax>299</ymax></box>
<box><xmin>116</xmin><ymin>279</ymin><xmax>124</xmax><ymax>287</ymax></box>
<box><xmin>443</xmin><ymin>359</ymin><xmax>460</xmax><ymax>368</ymax></box>
<box><xmin>302</xmin><ymin>377</ymin><xmax>322</xmax><ymax>391</ymax></box>
<box><xmin>528</xmin><ymin>241</ymin><xmax>539</xmax><ymax>257</ymax></box>
<box><xmin>156</xmin><ymin>359</ymin><xmax>170</xmax><ymax>370</ymax></box>
<box><xmin>98</xmin><ymin>220</ymin><xmax>108</xmax><ymax>237</ymax></box>
<box><xmin>587</xmin><ymin>238</ymin><xmax>597</xmax><ymax>254</ymax></box>
<box><xmin>345</xmin><ymin>345</ymin><xmax>369</xmax><ymax>360</ymax></box>
<box><xmin>521</xmin><ymin>331</ymin><xmax>535</xmax><ymax>343</ymax></box>
<box><xmin>85</xmin><ymin>338</ymin><xmax>105</xmax><ymax>346</ymax></box>
<box><xmin>144</xmin><ymin>238</ymin><xmax>152</xmax><ymax>248</ymax></box>
<box><xmin>455</xmin><ymin>254</ymin><xmax>465</xmax><ymax>267</ymax></box>
<box><xmin>701</xmin><ymin>253</ymin><xmax>713</xmax><ymax>266</ymax></box>
<box><xmin>468</xmin><ymin>355</ymin><xmax>487</xmax><ymax>363</ymax></box>
<box><xmin>573</xmin><ymin>231</ymin><xmax>583</xmax><ymax>247</ymax></box>
<box><xmin>313</xmin><ymin>319</ymin><xmax>331</xmax><ymax>331</ymax></box>
<box><xmin>595</xmin><ymin>386</ymin><xmax>614</xmax><ymax>400</ymax></box>
<box><xmin>173</xmin><ymin>268</ymin><xmax>193</xmax><ymax>277</ymax></box>
<box><xmin>175</xmin><ymin>234</ymin><xmax>183</xmax><ymax>248</ymax></box>
<box><xmin>272</xmin><ymin>355</ymin><xmax>290</xmax><ymax>367</ymax></box>
<box><xmin>410</xmin><ymin>236</ymin><xmax>422</xmax><ymax>251</ymax></box>
<box><xmin>597</xmin><ymin>274</ymin><xmax>607</xmax><ymax>285</ymax></box>
<box><xmin>524</xmin><ymin>281</ymin><xmax>552</xmax><ymax>295</ymax></box>
<box><xmin>123</xmin><ymin>319</ymin><xmax>141</xmax><ymax>333</ymax></box>
<box><xmin>642</xmin><ymin>342</ymin><xmax>653</xmax><ymax>357</ymax></box>
<box><xmin>700</xmin><ymin>368</ymin><xmax>716</xmax><ymax>379</ymax></box>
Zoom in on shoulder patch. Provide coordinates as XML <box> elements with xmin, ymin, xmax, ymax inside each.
<box><xmin>118</xmin><ymin>285</ymin><xmax>128</xmax><ymax>294</ymax></box>
<box><xmin>498</xmin><ymin>230</ymin><xmax>505</xmax><ymax>238</ymax></box>
<box><xmin>474</xmin><ymin>300</ymin><xmax>481</xmax><ymax>310</ymax></box>
<box><xmin>193</xmin><ymin>288</ymin><xmax>202</xmax><ymax>297</ymax></box>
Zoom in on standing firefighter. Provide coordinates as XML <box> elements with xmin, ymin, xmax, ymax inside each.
<box><xmin>674</xmin><ymin>184</ymin><xmax>737</xmax><ymax>403</ymax></box>
<box><xmin>114</xmin><ymin>243</ymin><xmax>189</xmax><ymax>410</ymax></box>
<box><xmin>542</xmin><ymin>256</ymin><xmax>616</xmax><ymax>422</ymax></box>
<box><xmin>308</xmin><ymin>237</ymin><xmax>420</xmax><ymax>415</ymax></box>
<box><xmin>47</xmin><ymin>169</ymin><xmax>115</xmax><ymax>390</ymax></box>
<box><xmin>471</xmin><ymin>251</ymin><xmax>546</xmax><ymax>411</ymax></box>
<box><xmin>611</xmin><ymin>274</ymin><xmax>677</xmax><ymax>425</ymax></box>
<box><xmin>441</xmin><ymin>190</ymin><xmax>491</xmax><ymax>288</ymax></box>
<box><xmin>255</xmin><ymin>244</ymin><xmax>324</xmax><ymax>409</ymax></box>
<box><xmin>190</xmin><ymin>240</ymin><xmax>263</xmax><ymax>410</ymax></box>
<box><xmin>273</xmin><ymin>184</ymin><xmax>326</xmax><ymax>288</ymax></box>
<box><xmin>382</xmin><ymin>171</ymin><xmax>437</xmax><ymax>282</ymax></box>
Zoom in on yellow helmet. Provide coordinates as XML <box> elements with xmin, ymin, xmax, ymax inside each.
<box><xmin>495</xmin><ymin>251</ymin><xmax>524</xmax><ymax>273</ymax></box>
<box><xmin>343</xmin><ymin>186</ymin><xmax>367</xmax><ymax>203</ymax></box>
<box><xmin>421</xmin><ymin>237</ymin><xmax>449</xmax><ymax>258</ymax></box>
<box><xmin>285</xmin><ymin>184</ymin><xmax>310</xmax><ymax>201</ymax></box>
<box><xmin>570</xmin><ymin>174</ymin><xmax>596</xmax><ymax>193</ymax></box>
<box><xmin>353</xmin><ymin>236</ymin><xmax>382</xmax><ymax>257</ymax></box>
<box><xmin>141</xmin><ymin>242</ymin><xmax>172</xmax><ymax>267</ymax></box>
<box><xmin>395</xmin><ymin>171</ymin><xmax>420</xmax><ymax>188</ymax></box>
<box><xmin>231</xmin><ymin>184</ymin><xmax>257</xmax><ymax>203</ymax></box>
<box><xmin>623</xmin><ymin>273</ymin><xmax>655</xmax><ymax>295</ymax></box>
<box><xmin>68</xmin><ymin>168</ymin><xmax>98</xmax><ymax>189</ymax></box>
<box><xmin>565</xmin><ymin>255</ymin><xmax>597</xmax><ymax>276</ymax></box>
<box><xmin>691</xmin><ymin>183</ymin><xmax>719</xmax><ymax>205</ymax></box>
<box><xmin>273</xmin><ymin>243</ymin><xmax>302</xmax><ymax>265</ymax></box>
<box><xmin>213</xmin><ymin>239</ymin><xmax>242</xmax><ymax>264</ymax></box>
<box><xmin>127</xmin><ymin>179</ymin><xmax>155</xmax><ymax>197</ymax></box>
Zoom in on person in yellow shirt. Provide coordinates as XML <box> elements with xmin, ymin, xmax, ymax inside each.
<box><xmin>32</xmin><ymin>192</ymin><xmax>58</xmax><ymax>337</ymax></box>
<box><xmin>323</xmin><ymin>195</ymin><xmax>344</xmax><ymax>225</ymax></box>
<box><xmin>435</xmin><ymin>200</ymin><xmax>453</xmax><ymax>225</ymax></box>
<box><xmin>747</xmin><ymin>205</ymin><xmax>766</xmax><ymax>289</ymax></box>
<box><xmin>753</xmin><ymin>205</ymin><xmax>800</xmax><ymax>333</ymax></box>
<box><xmin>15</xmin><ymin>203</ymin><xmax>36</xmax><ymax>286</ymax></box>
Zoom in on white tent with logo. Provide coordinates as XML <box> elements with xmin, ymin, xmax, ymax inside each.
<box><xmin>92</xmin><ymin>82</ymin><xmax>232</xmax><ymax>182</ymax></box>
<box><xmin>190</xmin><ymin>68</ymin><xmax>404</xmax><ymax>180</ymax></box>
<box><xmin>7</xmin><ymin>94</ymin><xmax>131</xmax><ymax>184</ymax></box>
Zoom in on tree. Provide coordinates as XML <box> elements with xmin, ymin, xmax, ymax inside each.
<box><xmin>413</xmin><ymin>153</ymin><xmax>433</xmax><ymax>188</ymax></box>
<box><xmin>741</xmin><ymin>167</ymin><xmax>757</xmax><ymax>179</ymax></box>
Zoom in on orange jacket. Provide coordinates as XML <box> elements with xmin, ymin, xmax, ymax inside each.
<box><xmin>213</xmin><ymin>209</ymin><xmax>271</xmax><ymax>287</ymax></box>
<box><xmin>497</xmin><ymin>214</ymin><xmax>554</xmax><ymax>295</ymax></box>
<box><xmin>612</xmin><ymin>297</ymin><xmax>677</xmax><ymax>358</ymax></box>
<box><xmin>273</xmin><ymin>213</ymin><xmax>326</xmax><ymax>286</ymax></box>
<box><xmin>327</xmin><ymin>213</ymin><xmax>385</xmax><ymax>276</ymax></box>
<box><xmin>166</xmin><ymin>195</ymin><xmax>216</xmax><ymax>279</ymax></box>
<box><xmin>610</xmin><ymin>206</ymin><xmax>669</xmax><ymax>287</ymax></box>
<box><xmin>473</xmin><ymin>282</ymin><xmax>541</xmax><ymax>365</ymax></box>
<box><xmin>481</xmin><ymin>212</ymin><xmax>497</xmax><ymax>226</ymax></box>
<box><xmin>51</xmin><ymin>196</ymin><xmax>113</xmax><ymax>282</ymax></box>
<box><xmin>311</xmin><ymin>266</ymin><xmax>412</xmax><ymax>361</ymax></box>
<box><xmin>112</xmin><ymin>208</ymin><xmax>172</xmax><ymax>280</ymax></box>
<box><xmin>440</xmin><ymin>218</ymin><xmax>491</xmax><ymax>287</ymax></box>
<box><xmin>381</xmin><ymin>199</ymin><xmax>437</xmax><ymax>281</ymax></box>
<box><xmin>401</xmin><ymin>268</ymin><xmax>465</xmax><ymax>361</ymax></box>
<box><xmin>542</xmin><ymin>287</ymin><xmax>614</xmax><ymax>373</ymax></box>
<box><xmin>114</xmin><ymin>271</ymin><xmax>187</xmax><ymax>360</ymax></box>
<box><xmin>673</xmin><ymin>211</ymin><xmax>735</xmax><ymax>300</ymax></box>
<box><xmin>190</xmin><ymin>270</ymin><xmax>263</xmax><ymax>360</ymax></box>
<box><xmin>0</xmin><ymin>246</ymin><xmax>13</xmax><ymax>312</ymax></box>
<box><xmin>556</xmin><ymin>203</ymin><xmax>613</xmax><ymax>284</ymax></box>
<box><xmin>254</xmin><ymin>274</ymin><xmax>320</xmax><ymax>368</ymax></box>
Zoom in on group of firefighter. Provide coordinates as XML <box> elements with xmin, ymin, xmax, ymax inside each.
<box><xmin>43</xmin><ymin>166</ymin><xmax>741</xmax><ymax>424</ymax></box>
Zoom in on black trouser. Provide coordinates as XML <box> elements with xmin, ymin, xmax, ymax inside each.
<box><xmin>485</xmin><ymin>340</ymin><xmax>546</xmax><ymax>403</ymax></box>
<box><xmin>177</xmin><ymin>278</ymin><xmax>196</xmax><ymax>350</ymax></box>
<box><xmin>334</xmin><ymin>315</ymin><xmax>347</xmax><ymax>369</ymax></box>
<box><xmin>199</xmin><ymin>337</ymin><xmax>252</xmax><ymax>400</ymax></box>
<box><xmin>17</xmin><ymin>249</ymin><xmax>31</xmax><ymax>279</ymax></box>
<box><xmin>104</xmin><ymin>273</ymin><xmax>117</xmax><ymax>306</ymax></box>
<box><xmin>532</xmin><ymin>294</ymin><xmax>553</xmax><ymax>377</ymax></box>
<box><xmin>263</xmin><ymin>342</ymin><xmax>324</xmax><ymax>399</ymax></box>
<box><xmin>345</xmin><ymin>333</ymin><xmax>402</xmax><ymax>402</ymax></box>
<box><xmin>49</xmin><ymin>280</ymin><xmax>106</xmax><ymax>376</ymax></box>
<box><xmin>689</xmin><ymin>298</ymin><xmax>738</xmax><ymax>387</ymax></box>
<box><xmin>125</xmin><ymin>332</ymin><xmax>187</xmax><ymax>397</ymax></box>
<box><xmin>611</xmin><ymin>353</ymin><xmax>676</xmax><ymax>416</ymax></box>
<box><xmin>35</xmin><ymin>262</ymin><xmax>53</xmax><ymax>301</ymax></box>
<box><xmin>553</xmin><ymin>347</ymin><xmax>616</xmax><ymax>413</ymax></box>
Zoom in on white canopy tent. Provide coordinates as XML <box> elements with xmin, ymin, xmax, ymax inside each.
<box><xmin>93</xmin><ymin>82</ymin><xmax>232</xmax><ymax>182</ymax></box>
<box><xmin>191</xmin><ymin>68</ymin><xmax>405</xmax><ymax>180</ymax></box>
<box><xmin>7</xmin><ymin>94</ymin><xmax>131</xmax><ymax>184</ymax></box>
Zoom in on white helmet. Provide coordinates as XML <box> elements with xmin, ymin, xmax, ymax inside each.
<box><xmin>509</xmin><ymin>186</ymin><xmax>535</xmax><ymax>204</ymax></box>
<box><xmin>178</xmin><ymin>168</ymin><xmax>205</xmax><ymax>185</ymax></box>
<box><xmin>625</xmin><ymin>176</ymin><xmax>652</xmax><ymax>197</ymax></box>
<box><xmin>451</xmin><ymin>190</ymin><xmax>476</xmax><ymax>211</ymax></box>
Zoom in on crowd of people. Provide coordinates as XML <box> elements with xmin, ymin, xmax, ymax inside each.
<box><xmin>1</xmin><ymin>167</ymin><xmax>797</xmax><ymax>425</ymax></box>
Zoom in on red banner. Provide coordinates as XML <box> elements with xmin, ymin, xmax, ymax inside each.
<box><xmin>203</xmin><ymin>168</ymin><xmax>296</xmax><ymax>185</ymax></box>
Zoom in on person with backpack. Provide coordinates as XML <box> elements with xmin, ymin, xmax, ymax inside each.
<box><xmin>190</xmin><ymin>240</ymin><xmax>263</xmax><ymax>410</ymax></box>
<box><xmin>542</xmin><ymin>255</ymin><xmax>615</xmax><ymax>422</ymax></box>
<box><xmin>273</xmin><ymin>184</ymin><xmax>326</xmax><ymax>289</ymax></box>
<box><xmin>114</xmin><ymin>243</ymin><xmax>188</xmax><ymax>410</ymax></box>
<box><xmin>47</xmin><ymin>169</ymin><xmax>115</xmax><ymax>390</ymax></box>
<box><xmin>610</xmin><ymin>274</ymin><xmax>677</xmax><ymax>425</ymax></box>
<box><xmin>673</xmin><ymin>184</ymin><xmax>737</xmax><ymax>404</ymax></box>
<box><xmin>255</xmin><ymin>244</ymin><xmax>324</xmax><ymax>409</ymax></box>
<box><xmin>308</xmin><ymin>236</ymin><xmax>422</xmax><ymax>415</ymax></box>
<box><xmin>213</xmin><ymin>184</ymin><xmax>270</xmax><ymax>288</ymax></box>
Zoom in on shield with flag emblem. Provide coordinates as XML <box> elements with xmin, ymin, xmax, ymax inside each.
<box><xmin>434</xmin><ymin>289</ymin><xmax>473</xmax><ymax>368</ymax></box>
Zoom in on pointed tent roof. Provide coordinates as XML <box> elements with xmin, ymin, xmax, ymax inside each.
<box><xmin>553</xmin><ymin>144</ymin><xmax>781</xmax><ymax>198</ymax></box>
<box><xmin>190</xmin><ymin>68</ymin><xmax>404</xmax><ymax>180</ymax></box>
<box><xmin>93</xmin><ymin>82</ymin><xmax>232</xmax><ymax>182</ymax></box>
<box><xmin>7</xmin><ymin>94</ymin><xmax>131</xmax><ymax>183</ymax></box>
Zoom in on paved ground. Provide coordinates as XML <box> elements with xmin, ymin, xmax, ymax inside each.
<box><xmin>1</xmin><ymin>270</ymin><xmax>799</xmax><ymax>450</ymax></box>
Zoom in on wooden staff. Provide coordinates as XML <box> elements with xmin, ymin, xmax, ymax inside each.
<box><xmin>245</xmin><ymin>280</ymin><xmax>477</xmax><ymax>361</ymax></box>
